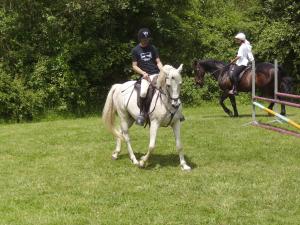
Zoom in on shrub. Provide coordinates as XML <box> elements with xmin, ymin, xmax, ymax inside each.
<box><xmin>0</xmin><ymin>69</ymin><xmax>44</xmax><ymax>122</ymax></box>
<box><xmin>181</xmin><ymin>76</ymin><xmax>220</xmax><ymax>106</ymax></box>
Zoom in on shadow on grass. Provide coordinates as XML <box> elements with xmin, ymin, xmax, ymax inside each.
<box><xmin>116</xmin><ymin>152</ymin><xmax>197</xmax><ymax>170</ymax></box>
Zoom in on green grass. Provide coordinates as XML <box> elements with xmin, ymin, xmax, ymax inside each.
<box><xmin>0</xmin><ymin>104</ymin><xmax>299</xmax><ymax>225</ymax></box>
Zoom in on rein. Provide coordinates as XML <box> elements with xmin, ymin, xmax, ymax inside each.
<box><xmin>210</xmin><ymin>64</ymin><xmax>231</xmax><ymax>76</ymax></box>
<box><xmin>158</xmin><ymin>86</ymin><xmax>181</xmax><ymax>127</ymax></box>
<box><xmin>198</xmin><ymin>61</ymin><xmax>232</xmax><ymax>77</ymax></box>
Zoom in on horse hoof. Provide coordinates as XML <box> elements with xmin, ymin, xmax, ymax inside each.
<box><xmin>131</xmin><ymin>158</ymin><xmax>139</xmax><ymax>166</ymax></box>
<box><xmin>111</xmin><ymin>153</ymin><xmax>118</xmax><ymax>160</ymax></box>
<box><xmin>139</xmin><ymin>160</ymin><xmax>146</xmax><ymax>168</ymax></box>
<box><xmin>181</xmin><ymin>164</ymin><xmax>191</xmax><ymax>171</ymax></box>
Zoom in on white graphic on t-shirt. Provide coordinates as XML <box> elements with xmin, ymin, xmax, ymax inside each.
<box><xmin>140</xmin><ymin>52</ymin><xmax>152</xmax><ymax>61</ymax></box>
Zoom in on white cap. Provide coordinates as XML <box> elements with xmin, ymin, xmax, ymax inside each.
<box><xmin>235</xmin><ymin>32</ymin><xmax>246</xmax><ymax>41</ymax></box>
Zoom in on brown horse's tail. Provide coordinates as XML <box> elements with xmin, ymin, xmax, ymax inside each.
<box><xmin>102</xmin><ymin>84</ymin><xmax>123</xmax><ymax>139</ymax></box>
<box><xmin>278</xmin><ymin>66</ymin><xmax>293</xmax><ymax>93</ymax></box>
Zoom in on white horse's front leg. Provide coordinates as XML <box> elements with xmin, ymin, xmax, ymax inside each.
<box><xmin>172</xmin><ymin>120</ymin><xmax>191</xmax><ymax>171</ymax></box>
<box><xmin>139</xmin><ymin>121</ymin><xmax>159</xmax><ymax>168</ymax></box>
<box><xmin>122</xmin><ymin>130</ymin><xmax>139</xmax><ymax>165</ymax></box>
<box><xmin>112</xmin><ymin>135</ymin><xmax>122</xmax><ymax>160</ymax></box>
<box><xmin>120</xmin><ymin>120</ymin><xmax>139</xmax><ymax>165</ymax></box>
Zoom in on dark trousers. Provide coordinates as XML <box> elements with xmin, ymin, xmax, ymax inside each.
<box><xmin>231</xmin><ymin>65</ymin><xmax>246</xmax><ymax>87</ymax></box>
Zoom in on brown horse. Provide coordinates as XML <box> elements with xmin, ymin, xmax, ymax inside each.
<box><xmin>192</xmin><ymin>59</ymin><xmax>291</xmax><ymax>117</ymax></box>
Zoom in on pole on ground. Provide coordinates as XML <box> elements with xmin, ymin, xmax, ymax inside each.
<box><xmin>253</xmin><ymin>101</ymin><xmax>300</xmax><ymax>130</ymax></box>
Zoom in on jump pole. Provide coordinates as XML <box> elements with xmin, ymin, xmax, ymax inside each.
<box><xmin>251</xmin><ymin>59</ymin><xmax>300</xmax><ymax>137</ymax></box>
<box><xmin>276</xmin><ymin>92</ymin><xmax>300</xmax><ymax>99</ymax></box>
<box><xmin>251</xmin><ymin>60</ymin><xmax>257</xmax><ymax>124</ymax></box>
<box><xmin>253</xmin><ymin>96</ymin><xmax>300</xmax><ymax>108</ymax></box>
<box><xmin>274</xmin><ymin>59</ymin><xmax>278</xmax><ymax>113</ymax></box>
<box><xmin>253</xmin><ymin>101</ymin><xmax>300</xmax><ymax>130</ymax></box>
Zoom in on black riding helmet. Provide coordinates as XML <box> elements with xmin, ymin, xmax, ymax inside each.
<box><xmin>138</xmin><ymin>28</ymin><xmax>151</xmax><ymax>41</ymax></box>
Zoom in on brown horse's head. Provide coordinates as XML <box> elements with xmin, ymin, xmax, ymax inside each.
<box><xmin>192</xmin><ymin>59</ymin><xmax>205</xmax><ymax>87</ymax></box>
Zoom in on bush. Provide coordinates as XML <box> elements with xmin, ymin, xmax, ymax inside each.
<box><xmin>0</xmin><ymin>69</ymin><xmax>44</xmax><ymax>122</ymax></box>
<box><xmin>181</xmin><ymin>75</ymin><xmax>220</xmax><ymax>106</ymax></box>
<box><xmin>30</xmin><ymin>55</ymin><xmax>89</xmax><ymax>115</ymax></box>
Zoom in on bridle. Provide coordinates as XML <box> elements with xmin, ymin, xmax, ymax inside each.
<box><xmin>166</xmin><ymin>89</ymin><xmax>180</xmax><ymax>106</ymax></box>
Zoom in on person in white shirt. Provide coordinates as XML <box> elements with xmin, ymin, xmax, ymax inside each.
<box><xmin>229</xmin><ymin>32</ymin><xmax>254</xmax><ymax>95</ymax></box>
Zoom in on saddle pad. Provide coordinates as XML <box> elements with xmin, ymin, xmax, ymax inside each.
<box><xmin>239</xmin><ymin>66</ymin><xmax>251</xmax><ymax>79</ymax></box>
<box><xmin>121</xmin><ymin>81</ymin><xmax>136</xmax><ymax>95</ymax></box>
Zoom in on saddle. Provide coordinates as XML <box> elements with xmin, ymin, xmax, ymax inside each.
<box><xmin>134</xmin><ymin>76</ymin><xmax>158</xmax><ymax>115</ymax></box>
<box><xmin>229</xmin><ymin>64</ymin><xmax>251</xmax><ymax>81</ymax></box>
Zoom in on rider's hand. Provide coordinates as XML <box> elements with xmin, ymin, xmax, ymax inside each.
<box><xmin>142</xmin><ymin>72</ymin><xmax>150</xmax><ymax>81</ymax></box>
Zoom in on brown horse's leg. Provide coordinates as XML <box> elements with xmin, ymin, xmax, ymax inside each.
<box><xmin>268</xmin><ymin>102</ymin><xmax>274</xmax><ymax>110</ymax></box>
<box><xmin>220</xmin><ymin>92</ymin><xmax>233</xmax><ymax>117</ymax></box>
<box><xmin>267</xmin><ymin>102</ymin><xmax>286</xmax><ymax>116</ymax></box>
<box><xmin>229</xmin><ymin>95</ymin><xmax>238</xmax><ymax>117</ymax></box>
<box><xmin>280</xmin><ymin>104</ymin><xmax>286</xmax><ymax>116</ymax></box>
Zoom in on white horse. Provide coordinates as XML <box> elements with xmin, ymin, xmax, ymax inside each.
<box><xmin>102</xmin><ymin>64</ymin><xmax>191</xmax><ymax>171</ymax></box>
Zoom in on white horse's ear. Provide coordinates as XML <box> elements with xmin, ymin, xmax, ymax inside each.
<box><xmin>178</xmin><ymin>64</ymin><xmax>183</xmax><ymax>73</ymax></box>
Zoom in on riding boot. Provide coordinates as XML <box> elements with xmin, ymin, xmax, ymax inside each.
<box><xmin>136</xmin><ymin>97</ymin><xmax>146</xmax><ymax>126</ymax></box>
<box><xmin>229</xmin><ymin>77</ymin><xmax>238</xmax><ymax>95</ymax></box>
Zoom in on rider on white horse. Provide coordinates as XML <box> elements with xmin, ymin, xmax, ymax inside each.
<box><xmin>102</xmin><ymin>63</ymin><xmax>191</xmax><ymax>170</ymax></box>
<box><xmin>131</xmin><ymin>28</ymin><xmax>163</xmax><ymax>125</ymax></box>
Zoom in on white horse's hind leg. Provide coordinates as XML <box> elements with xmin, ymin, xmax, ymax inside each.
<box><xmin>172</xmin><ymin>120</ymin><xmax>191</xmax><ymax>171</ymax></box>
<box><xmin>139</xmin><ymin>121</ymin><xmax>159</xmax><ymax>168</ymax></box>
<box><xmin>120</xmin><ymin>119</ymin><xmax>139</xmax><ymax>165</ymax></box>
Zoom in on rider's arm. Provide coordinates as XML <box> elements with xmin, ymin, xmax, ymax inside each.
<box><xmin>132</xmin><ymin>61</ymin><xmax>149</xmax><ymax>80</ymax></box>
<box><xmin>230</xmin><ymin>56</ymin><xmax>240</xmax><ymax>64</ymax></box>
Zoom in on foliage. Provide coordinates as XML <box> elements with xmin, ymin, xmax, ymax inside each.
<box><xmin>181</xmin><ymin>76</ymin><xmax>220</xmax><ymax>106</ymax></box>
<box><xmin>0</xmin><ymin>66</ymin><xmax>43</xmax><ymax>122</ymax></box>
<box><xmin>256</xmin><ymin>0</ymin><xmax>300</xmax><ymax>83</ymax></box>
<box><xmin>0</xmin><ymin>0</ymin><xmax>299</xmax><ymax>121</ymax></box>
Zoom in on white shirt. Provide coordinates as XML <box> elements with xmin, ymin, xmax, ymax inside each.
<box><xmin>236</xmin><ymin>43</ymin><xmax>250</xmax><ymax>66</ymax></box>
<box><xmin>245</xmin><ymin>40</ymin><xmax>254</xmax><ymax>62</ymax></box>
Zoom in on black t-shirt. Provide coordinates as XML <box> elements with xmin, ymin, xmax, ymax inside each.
<box><xmin>131</xmin><ymin>44</ymin><xmax>160</xmax><ymax>75</ymax></box>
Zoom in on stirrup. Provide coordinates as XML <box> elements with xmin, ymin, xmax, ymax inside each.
<box><xmin>136</xmin><ymin>115</ymin><xmax>145</xmax><ymax>126</ymax></box>
<box><xmin>180</xmin><ymin>115</ymin><xmax>185</xmax><ymax>122</ymax></box>
<box><xmin>228</xmin><ymin>89</ymin><xmax>238</xmax><ymax>95</ymax></box>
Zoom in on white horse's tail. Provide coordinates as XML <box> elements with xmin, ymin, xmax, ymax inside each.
<box><xmin>102</xmin><ymin>84</ymin><xmax>123</xmax><ymax>139</ymax></box>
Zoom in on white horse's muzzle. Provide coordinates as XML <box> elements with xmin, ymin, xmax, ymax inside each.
<box><xmin>171</xmin><ymin>98</ymin><xmax>181</xmax><ymax>108</ymax></box>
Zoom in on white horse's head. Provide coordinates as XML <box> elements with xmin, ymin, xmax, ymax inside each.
<box><xmin>157</xmin><ymin>64</ymin><xmax>183</xmax><ymax>108</ymax></box>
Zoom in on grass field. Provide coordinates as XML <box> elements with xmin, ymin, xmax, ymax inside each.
<box><xmin>0</xmin><ymin>104</ymin><xmax>299</xmax><ymax>225</ymax></box>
